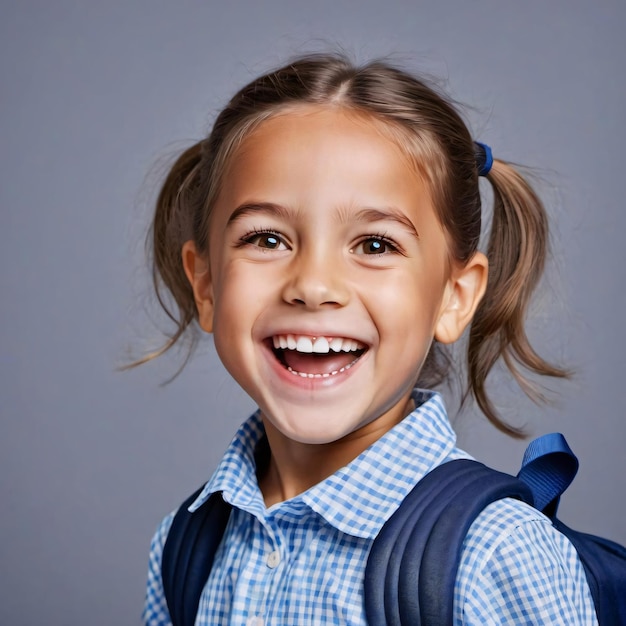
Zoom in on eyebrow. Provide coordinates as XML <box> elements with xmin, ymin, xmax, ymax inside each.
<box><xmin>226</xmin><ymin>202</ymin><xmax>420</xmax><ymax>239</ymax></box>
<box><xmin>226</xmin><ymin>202</ymin><xmax>292</xmax><ymax>226</ymax></box>
<box><xmin>352</xmin><ymin>207</ymin><xmax>420</xmax><ymax>239</ymax></box>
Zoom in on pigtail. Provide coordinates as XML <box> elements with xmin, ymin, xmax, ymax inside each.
<box><xmin>467</xmin><ymin>160</ymin><xmax>569</xmax><ymax>436</ymax></box>
<box><xmin>129</xmin><ymin>142</ymin><xmax>205</xmax><ymax>368</ymax></box>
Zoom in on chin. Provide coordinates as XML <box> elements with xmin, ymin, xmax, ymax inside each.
<box><xmin>270</xmin><ymin>409</ymin><xmax>370</xmax><ymax>446</ymax></box>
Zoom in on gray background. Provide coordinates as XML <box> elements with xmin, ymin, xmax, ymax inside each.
<box><xmin>1</xmin><ymin>1</ymin><xmax>624</xmax><ymax>624</ymax></box>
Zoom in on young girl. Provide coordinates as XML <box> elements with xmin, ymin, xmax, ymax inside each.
<box><xmin>141</xmin><ymin>54</ymin><xmax>597</xmax><ymax>624</ymax></box>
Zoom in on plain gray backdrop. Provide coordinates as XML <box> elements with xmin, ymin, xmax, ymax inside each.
<box><xmin>1</xmin><ymin>1</ymin><xmax>625</xmax><ymax>624</ymax></box>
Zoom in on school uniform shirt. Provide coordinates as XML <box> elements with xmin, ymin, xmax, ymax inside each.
<box><xmin>143</xmin><ymin>389</ymin><xmax>598</xmax><ymax>625</ymax></box>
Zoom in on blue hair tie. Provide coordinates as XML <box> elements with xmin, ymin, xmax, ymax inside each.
<box><xmin>474</xmin><ymin>142</ymin><xmax>493</xmax><ymax>177</ymax></box>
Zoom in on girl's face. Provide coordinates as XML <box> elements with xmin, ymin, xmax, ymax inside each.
<box><xmin>185</xmin><ymin>106</ymin><xmax>486</xmax><ymax>447</ymax></box>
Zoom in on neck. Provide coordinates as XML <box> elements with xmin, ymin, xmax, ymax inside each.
<box><xmin>258</xmin><ymin>397</ymin><xmax>414</xmax><ymax>507</ymax></box>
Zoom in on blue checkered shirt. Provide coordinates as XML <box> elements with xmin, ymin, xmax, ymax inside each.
<box><xmin>143</xmin><ymin>390</ymin><xmax>597</xmax><ymax>625</ymax></box>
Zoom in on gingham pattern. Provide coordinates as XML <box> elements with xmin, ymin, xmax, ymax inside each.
<box><xmin>143</xmin><ymin>390</ymin><xmax>597</xmax><ymax>625</ymax></box>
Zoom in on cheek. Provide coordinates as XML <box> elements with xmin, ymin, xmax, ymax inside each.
<box><xmin>210</xmin><ymin>264</ymin><xmax>245</xmax><ymax>331</ymax></box>
<box><xmin>210</xmin><ymin>261</ymin><xmax>270</xmax><ymax>338</ymax></box>
<box><xmin>369</xmin><ymin>264</ymin><xmax>446</xmax><ymax>319</ymax></box>
<box><xmin>364</xmin><ymin>267</ymin><xmax>447</xmax><ymax>366</ymax></box>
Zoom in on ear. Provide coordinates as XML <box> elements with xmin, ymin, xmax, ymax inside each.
<box><xmin>435</xmin><ymin>251</ymin><xmax>488</xmax><ymax>344</ymax></box>
<box><xmin>182</xmin><ymin>240</ymin><xmax>214</xmax><ymax>334</ymax></box>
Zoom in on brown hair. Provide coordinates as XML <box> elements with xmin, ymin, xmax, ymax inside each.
<box><xmin>136</xmin><ymin>53</ymin><xmax>567</xmax><ymax>436</ymax></box>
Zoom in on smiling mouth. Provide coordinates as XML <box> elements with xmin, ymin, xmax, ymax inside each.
<box><xmin>270</xmin><ymin>334</ymin><xmax>367</xmax><ymax>378</ymax></box>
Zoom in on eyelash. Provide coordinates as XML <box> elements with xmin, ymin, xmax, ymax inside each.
<box><xmin>352</xmin><ymin>234</ymin><xmax>401</xmax><ymax>255</ymax></box>
<box><xmin>237</xmin><ymin>229</ymin><xmax>402</xmax><ymax>255</ymax></box>
<box><xmin>238</xmin><ymin>229</ymin><xmax>289</xmax><ymax>250</ymax></box>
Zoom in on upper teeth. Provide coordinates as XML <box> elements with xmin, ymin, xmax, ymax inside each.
<box><xmin>272</xmin><ymin>334</ymin><xmax>364</xmax><ymax>354</ymax></box>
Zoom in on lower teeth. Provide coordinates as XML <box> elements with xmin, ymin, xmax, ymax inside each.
<box><xmin>286</xmin><ymin>360</ymin><xmax>356</xmax><ymax>378</ymax></box>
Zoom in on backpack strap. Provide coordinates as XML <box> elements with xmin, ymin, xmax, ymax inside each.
<box><xmin>364</xmin><ymin>459</ymin><xmax>533</xmax><ymax>626</ymax></box>
<box><xmin>517</xmin><ymin>432</ymin><xmax>578</xmax><ymax>514</ymax></box>
<box><xmin>517</xmin><ymin>433</ymin><xmax>626</xmax><ymax>624</ymax></box>
<box><xmin>161</xmin><ymin>487</ymin><xmax>232</xmax><ymax>626</ymax></box>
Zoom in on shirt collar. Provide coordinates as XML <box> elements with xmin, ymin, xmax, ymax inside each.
<box><xmin>188</xmin><ymin>410</ymin><xmax>267</xmax><ymax>517</ymax></box>
<box><xmin>189</xmin><ymin>390</ymin><xmax>457</xmax><ymax>539</ymax></box>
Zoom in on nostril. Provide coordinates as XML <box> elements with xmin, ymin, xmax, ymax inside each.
<box><xmin>282</xmin><ymin>275</ymin><xmax>350</xmax><ymax>309</ymax></box>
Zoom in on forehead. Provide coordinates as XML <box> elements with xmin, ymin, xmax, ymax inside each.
<box><xmin>217</xmin><ymin>105</ymin><xmax>432</xmax><ymax>211</ymax></box>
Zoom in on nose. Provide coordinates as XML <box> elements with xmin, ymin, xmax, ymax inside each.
<box><xmin>282</xmin><ymin>248</ymin><xmax>349</xmax><ymax>309</ymax></box>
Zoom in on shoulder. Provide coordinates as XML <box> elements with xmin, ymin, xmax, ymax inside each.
<box><xmin>455</xmin><ymin>497</ymin><xmax>598</xmax><ymax>625</ymax></box>
<box><xmin>142</xmin><ymin>511</ymin><xmax>175</xmax><ymax>626</ymax></box>
<box><xmin>151</xmin><ymin>511</ymin><xmax>176</xmax><ymax>556</ymax></box>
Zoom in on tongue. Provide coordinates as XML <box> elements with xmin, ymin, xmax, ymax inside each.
<box><xmin>282</xmin><ymin>350</ymin><xmax>357</xmax><ymax>374</ymax></box>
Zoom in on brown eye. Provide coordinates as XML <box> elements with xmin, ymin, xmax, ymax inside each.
<box><xmin>257</xmin><ymin>234</ymin><xmax>282</xmax><ymax>249</ymax></box>
<box><xmin>242</xmin><ymin>231</ymin><xmax>288</xmax><ymax>250</ymax></box>
<box><xmin>362</xmin><ymin>239</ymin><xmax>385</xmax><ymax>254</ymax></box>
<box><xmin>352</xmin><ymin>237</ymin><xmax>397</xmax><ymax>255</ymax></box>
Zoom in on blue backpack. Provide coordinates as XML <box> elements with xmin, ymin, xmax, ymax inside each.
<box><xmin>161</xmin><ymin>433</ymin><xmax>626</xmax><ymax>624</ymax></box>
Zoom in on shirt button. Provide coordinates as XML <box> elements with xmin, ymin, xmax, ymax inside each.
<box><xmin>266</xmin><ymin>550</ymin><xmax>281</xmax><ymax>568</ymax></box>
<box><xmin>246</xmin><ymin>617</ymin><xmax>264</xmax><ymax>626</ymax></box>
